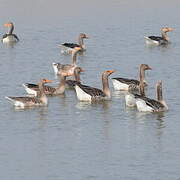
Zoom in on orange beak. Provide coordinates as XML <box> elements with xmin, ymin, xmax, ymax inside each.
<box><xmin>168</xmin><ymin>28</ymin><xmax>174</xmax><ymax>32</ymax></box>
<box><xmin>107</xmin><ymin>70</ymin><xmax>116</xmax><ymax>74</ymax></box>
<box><xmin>4</xmin><ymin>23</ymin><xmax>11</xmax><ymax>27</ymax></box>
<box><xmin>44</xmin><ymin>79</ymin><xmax>53</xmax><ymax>83</ymax></box>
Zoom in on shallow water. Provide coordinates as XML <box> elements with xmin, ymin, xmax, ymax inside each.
<box><xmin>1</xmin><ymin>0</ymin><xmax>180</xmax><ymax>179</ymax></box>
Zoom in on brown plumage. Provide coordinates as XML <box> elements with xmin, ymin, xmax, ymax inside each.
<box><xmin>61</xmin><ymin>33</ymin><xmax>89</xmax><ymax>54</ymax></box>
<box><xmin>112</xmin><ymin>64</ymin><xmax>152</xmax><ymax>91</ymax></box>
<box><xmin>5</xmin><ymin>79</ymin><xmax>52</xmax><ymax>107</ymax></box>
<box><xmin>52</xmin><ymin>47</ymin><xmax>82</xmax><ymax>76</ymax></box>
<box><xmin>75</xmin><ymin>70</ymin><xmax>115</xmax><ymax>101</ymax></box>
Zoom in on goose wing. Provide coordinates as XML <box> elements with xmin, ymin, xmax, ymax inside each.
<box><xmin>137</xmin><ymin>96</ymin><xmax>165</xmax><ymax>111</ymax></box>
<box><xmin>78</xmin><ymin>84</ymin><xmax>106</xmax><ymax>97</ymax></box>
<box><xmin>6</xmin><ymin>96</ymin><xmax>41</xmax><ymax>104</ymax></box>
<box><xmin>148</xmin><ymin>36</ymin><xmax>163</xmax><ymax>41</ymax></box>
<box><xmin>112</xmin><ymin>77</ymin><xmax>140</xmax><ymax>85</ymax></box>
<box><xmin>12</xmin><ymin>34</ymin><xmax>19</xmax><ymax>41</ymax></box>
<box><xmin>62</xmin><ymin>43</ymin><xmax>80</xmax><ymax>48</ymax></box>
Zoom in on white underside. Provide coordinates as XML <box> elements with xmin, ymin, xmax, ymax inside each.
<box><xmin>75</xmin><ymin>85</ymin><xmax>92</xmax><ymax>101</ymax></box>
<box><xmin>125</xmin><ymin>94</ymin><xmax>136</xmax><ymax>107</ymax></box>
<box><xmin>60</xmin><ymin>46</ymin><xmax>73</xmax><ymax>54</ymax></box>
<box><xmin>22</xmin><ymin>84</ymin><xmax>37</xmax><ymax>96</ymax></box>
<box><xmin>52</xmin><ymin>63</ymin><xmax>59</xmax><ymax>74</ymax></box>
<box><xmin>144</xmin><ymin>36</ymin><xmax>159</xmax><ymax>45</ymax></box>
<box><xmin>2</xmin><ymin>36</ymin><xmax>17</xmax><ymax>43</ymax></box>
<box><xmin>136</xmin><ymin>98</ymin><xmax>154</xmax><ymax>112</ymax></box>
<box><xmin>5</xmin><ymin>96</ymin><xmax>25</xmax><ymax>108</ymax></box>
<box><xmin>112</xmin><ymin>79</ymin><xmax>129</xmax><ymax>91</ymax></box>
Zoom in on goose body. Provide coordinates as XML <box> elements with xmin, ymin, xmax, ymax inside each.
<box><xmin>2</xmin><ymin>22</ymin><xmax>19</xmax><ymax>43</ymax></box>
<box><xmin>5</xmin><ymin>79</ymin><xmax>52</xmax><ymax>108</ymax></box>
<box><xmin>112</xmin><ymin>78</ymin><xmax>141</xmax><ymax>91</ymax></box>
<box><xmin>23</xmin><ymin>83</ymin><xmax>58</xmax><ymax>96</ymax></box>
<box><xmin>135</xmin><ymin>81</ymin><xmax>168</xmax><ymax>112</ymax></box>
<box><xmin>61</xmin><ymin>33</ymin><xmax>89</xmax><ymax>54</ymax></box>
<box><xmin>52</xmin><ymin>47</ymin><xmax>81</xmax><ymax>76</ymax></box>
<box><xmin>112</xmin><ymin>64</ymin><xmax>151</xmax><ymax>91</ymax></box>
<box><xmin>75</xmin><ymin>70</ymin><xmax>115</xmax><ymax>101</ymax></box>
<box><xmin>144</xmin><ymin>27</ymin><xmax>174</xmax><ymax>46</ymax></box>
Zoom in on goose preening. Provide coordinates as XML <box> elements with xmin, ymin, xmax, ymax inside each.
<box><xmin>61</xmin><ymin>33</ymin><xmax>89</xmax><ymax>54</ymax></box>
<box><xmin>5</xmin><ymin>79</ymin><xmax>52</xmax><ymax>108</ymax></box>
<box><xmin>65</xmin><ymin>67</ymin><xmax>84</xmax><ymax>88</ymax></box>
<box><xmin>112</xmin><ymin>64</ymin><xmax>152</xmax><ymax>91</ymax></box>
<box><xmin>2</xmin><ymin>22</ymin><xmax>19</xmax><ymax>43</ymax></box>
<box><xmin>75</xmin><ymin>70</ymin><xmax>115</xmax><ymax>101</ymax></box>
<box><xmin>144</xmin><ymin>27</ymin><xmax>174</xmax><ymax>46</ymax></box>
<box><xmin>52</xmin><ymin>47</ymin><xmax>81</xmax><ymax>76</ymax></box>
<box><xmin>135</xmin><ymin>81</ymin><xmax>168</xmax><ymax>112</ymax></box>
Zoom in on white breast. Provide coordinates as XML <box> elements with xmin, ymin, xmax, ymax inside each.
<box><xmin>75</xmin><ymin>85</ymin><xmax>92</xmax><ymax>101</ymax></box>
<box><xmin>2</xmin><ymin>36</ymin><xmax>17</xmax><ymax>43</ymax></box>
<box><xmin>125</xmin><ymin>94</ymin><xmax>136</xmax><ymax>107</ymax></box>
<box><xmin>136</xmin><ymin>98</ymin><xmax>154</xmax><ymax>112</ymax></box>
<box><xmin>112</xmin><ymin>79</ymin><xmax>129</xmax><ymax>91</ymax></box>
<box><xmin>52</xmin><ymin>63</ymin><xmax>59</xmax><ymax>74</ymax></box>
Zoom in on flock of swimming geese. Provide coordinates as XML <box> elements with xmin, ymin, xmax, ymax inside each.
<box><xmin>3</xmin><ymin>22</ymin><xmax>173</xmax><ymax>112</ymax></box>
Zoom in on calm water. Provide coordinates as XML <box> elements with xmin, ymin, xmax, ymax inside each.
<box><xmin>1</xmin><ymin>0</ymin><xmax>180</xmax><ymax>179</ymax></box>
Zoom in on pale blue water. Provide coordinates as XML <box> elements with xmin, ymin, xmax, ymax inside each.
<box><xmin>0</xmin><ymin>0</ymin><xmax>180</xmax><ymax>179</ymax></box>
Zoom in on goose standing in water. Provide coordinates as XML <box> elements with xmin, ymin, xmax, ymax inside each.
<box><xmin>144</xmin><ymin>27</ymin><xmax>174</xmax><ymax>46</ymax></box>
<box><xmin>2</xmin><ymin>22</ymin><xmax>19</xmax><ymax>43</ymax></box>
<box><xmin>135</xmin><ymin>81</ymin><xmax>168</xmax><ymax>112</ymax></box>
<box><xmin>52</xmin><ymin>47</ymin><xmax>81</xmax><ymax>76</ymax></box>
<box><xmin>112</xmin><ymin>64</ymin><xmax>152</xmax><ymax>91</ymax></box>
<box><xmin>75</xmin><ymin>70</ymin><xmax>115</xmax><ymax>101</ymax></box>
<box><xmin>61</xmin><ymin>33</ymin><xmax>89</xmax><ymax>54</ymax></box>
<box><xmin>5</xmin><ymin>79</ymin><xmax>52</xmax><ymax>108</ymax></box>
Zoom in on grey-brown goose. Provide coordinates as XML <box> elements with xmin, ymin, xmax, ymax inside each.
<box><xmin>61</xmin><ymin>33</ymin><xmax>89</xmax><ymax>54</ymax></box>
<box><xmin>2</xmin><ymin>22</ymin><xmax>19</xmax><ymax>43</ymax></box>
<box><xmin>135</xmin><ymin>81</ymin><xmax>168</xmax><ymax>112</ymax></box>
<box><xmin>144</xmin><ymin>27</ymin><xmax>174</xmax><ymax>45</ymax></box>
<box><xmin>5</xmin><ymin>79</ymin><xmax>52</xmax><ymax>108</ymax></box>
<box><xmin>52</xmin><ymin>47</ymin><xmax>81</xmax><ymax>76</ymax></box>
<box><xmin>75</xmin><ymin>70</ymin><xmax>115</xmax><ymax>101</ymax></box>
<box><xmin>112</xmin><ymin>64</ymin><xmax>152</xmax><ymax>91</ymax></box>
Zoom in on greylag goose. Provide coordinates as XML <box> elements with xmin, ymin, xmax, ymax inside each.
<box><xmin>75</xmin><ymin>70</ymin><xmax>115</xmax><ymax>101</ymax></box>
<box><xmin>52</xmin><ymin>47</ymin><xmax>81</xmax><ymax>76</ymax></box>
<box><xmin>65</xmin><ymin>67</ymin><xmax>84</xmax><ymax>88</ymax></box>
<box><xmin>135</xmin><ymin>81</ymin><xmax>168</xmax><ymax>112</ymax></box>
<box><xmin>61</xmin><ymin>33</ymin><xmax>89</xmax><ymax>54</ymax></box>
<box><xmin>2</xmin><ymin>22</ymin><xmax>19</xmax><ymax>43</ymax></box>
<box><xmin>5</xmin><ymin>79</ymin><xmax>52</xmax><ymax>108</ymax></box>
<box><xmin>112</xmin><ymin>64</ymin><xmax>152</xmax><ymax>91</ymax></box>
<box><xmin>144</xmin><ymin>27</ymin><xmax>174</xmax><ymax>45</ymax></box>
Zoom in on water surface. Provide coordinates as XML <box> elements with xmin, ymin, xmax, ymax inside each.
<box><xmin>0</xmin><ymin>0</ymin><xmax>180</xmax><ymax>179</ymax></box>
